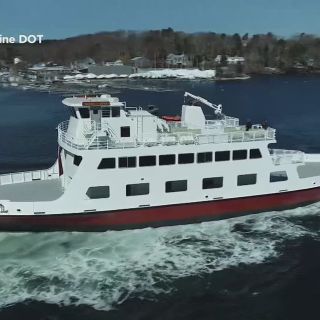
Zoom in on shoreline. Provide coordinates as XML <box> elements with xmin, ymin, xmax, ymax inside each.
<box><xmin>2</xmin><ymin>72</ymin><xmax>320</xmax><ymax>95</ymax></box>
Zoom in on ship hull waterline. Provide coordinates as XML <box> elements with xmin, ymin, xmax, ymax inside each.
<box><xmin>1</xmin><ymin>187</ymin><xmax>320</xmax><ymax>232</ymax></box>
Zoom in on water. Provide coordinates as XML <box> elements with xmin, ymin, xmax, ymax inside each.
<box><xmin>1</xmin><ymin>75</ymin><xmax>320</xmax><ymax>319</ymax></box>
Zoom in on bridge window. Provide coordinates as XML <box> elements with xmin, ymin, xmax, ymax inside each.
<box><xmin>178</xmin><ymin>153</ymin><xmax>194</xmax><ymax>164</ymax></box>
<box><xmin>270</xmin><ymin>171</ymin><xmax>288</xmax><ymax>182</ymax></box>
<box><xmin>215</xmin><ymin>151</ymin><xmax>230</xmax><ymax>162</ymax></box>
<box><xmin>165</xmin><ymin>180</ymin><xmax>187</xmax><ymax>193</ymax></box>
<box><xmin>202</xmin><ymin>177</ymin><xmax>223</xmax><ymax>189</ymax></box>
<box><xmin>73</xmin><ymin>155</ymin><xmax>82</xmax><ymax>166</ymax></box>
<box><xmin>233</xmin><ymin>150</ymin><xmax>247</xmax><ymax>160</ymax></box>
<box><xmin>102</xmin><ymin>108</ymin><xmax>111</xmax><ymax>118</ymax></box>
<box><xmin>121</xmin><ymin>126</ymin><xmax>130</xmax><ymax>137</ymax></box>
<box><xmin>250</xmin><ymin>149</ymin><xmax>262</xmax><ymax>159</ymax></box>
<box><xmin>197</xmin><ymin>152</ymin><xmax>212</xmax><ymax>163</ymax></box>
<box><xmin>139</xmin><ymin>155</ymin><xmax>156</xmax><ymax>167</ymax></box>
<box><xmin>159</xmin><ymin>154</ymin><xmax>176</xmax><ymax>165</ymax></box>
<box><xmin>112</xmin><ymin>107</ymin><xmax>120</xmax><ymax>117</ymax></box>
<box><xmin>119</xmin><ymin>157</ymin><xmax>136</xmax><ymax>168</ymax></box>
<box><xmin>79</xmin><ymin>108</ymin><xmax>90</xmax><ymax>118</ymax></box>
<box><xmin>86</xmin><ymin>186</ymin><xmax>110</xmax><ymax>199</ymax></box>
<box><xmin>126</xmin><ymin>183</ymin><xmax>149</xmax><ymax>196</ymax></box>
<box><xmin>237</xmin><ymin>174</ymin><xmax>257</xmax><ymax>186</ymax></box>
<box><xmin>98</xmin><ymin>158</ymin><xmax>116</xmax><ymax>169</ymax></box>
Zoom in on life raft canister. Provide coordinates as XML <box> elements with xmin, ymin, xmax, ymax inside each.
<box><xmin>161</xmin><ymin>115</ymin><xmax>181</xmax><ymax>121</ymax></box>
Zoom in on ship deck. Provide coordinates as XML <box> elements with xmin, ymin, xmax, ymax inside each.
<box><xmin>0</xmin><ymin>178</ymin><xmax>63</xmax><ymax>202</ymax></box>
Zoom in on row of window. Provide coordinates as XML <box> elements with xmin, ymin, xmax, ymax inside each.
<box><xmin>86</xmin><ymin>171</ymin><xmax>288</xmax><ymax>199</ymax></box>
<box><xmin>97</xmin><ymin>149</ymin><xmax>262</xmax><ymax>169</ymax></box>
<box><xmin>78</xmin><ymin>107</ymin><xmax>121</xmax><ymax>119</ymax></box>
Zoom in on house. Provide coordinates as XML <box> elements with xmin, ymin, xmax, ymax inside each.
<box><xmin>27</xmin><ymin>64</ymin><xmax>72</xmax><ymax>82</ymax></box>
<box><xmin>130</xmin><ymin>57</ymin><xmax>152</xmax><ymax>68</ymax></box>
<box><xmin>215</xmin><ymin>55</ymin><xmax>245</xmax><ymax>65</ymax></box>
<box><xmin>227</xmin><ymin>56</ymin><xmax>245</xmax><ymax>64</ymax></box>
<box><xmin>71</xmin><ymin>57</ymin><xmax>96</xmax><ymax>71</ymax></box>
<box><xmin>166</xmin><ymin>54</ymin><xmax>192</xmax><ymax>68</ymax></box>
<box><xmin>13</xmin><ymin>57</ymin><xmax>23</xmax><ymax>65</ymax></box>
<box><xmin>105</xmin><ymin>59</ymin><xmax>124</xmax><ymax>66</ymax></box>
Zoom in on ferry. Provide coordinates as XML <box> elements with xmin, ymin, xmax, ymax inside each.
<box><xmin>0</xmin><ymin>92</ymin><xmax>320</xmax><ymax>231</ymax></box>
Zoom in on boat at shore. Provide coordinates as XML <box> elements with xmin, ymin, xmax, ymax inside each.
<box><xmin>0</xmin><ymin>92</ymin><xmax>320</xmax><ymax>232</ymax></box>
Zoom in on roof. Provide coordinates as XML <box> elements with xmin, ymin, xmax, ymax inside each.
<box><xmin>62</xmin><ymin>94</ymin><xmax>124</xmax><ymax>108</ymax></box>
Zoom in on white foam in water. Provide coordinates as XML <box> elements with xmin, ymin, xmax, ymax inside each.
<box><xmin>0</xmin><ymin>203</ymin><xmax>319</xmax><ymax>310</ymax></box>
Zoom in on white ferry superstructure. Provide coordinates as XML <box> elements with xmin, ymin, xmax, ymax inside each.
<box><xmin>0</xmin><ymin>92</ymin><xmax>320</xmax><ymax>231</ymax></box>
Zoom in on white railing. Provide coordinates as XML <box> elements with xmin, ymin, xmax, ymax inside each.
<box><xmin>229</xmin><ymin>126</ymin><xmax>276</xmax><ymax>142</ymax></box>
<box><xmin>0</xmin><ymin>161</ymin><xmax>59</xmax><ymax>186</ymax></box>
<box><xmin>270</xmin><ymin>149</ymin><xmax>305</xmax><ymax>165</ymax></box>
<box><xmin>58</xmin><ymin>120</ymin><xmax>276</xmax><ymax>151</ymax></box>
<box><xmin>224</xmin><ymin>116</ymin><xmax>240</xmax><ymax>127</ymax></box>
<box><xmin>168</xmin><ymin>116</ymin><xmax>239</xmax><ymax>131</ymax></box>
<box><xmin>58</xmin><ymin>121</ymin><xmax>138</xmax><ymax>150</ymax></box>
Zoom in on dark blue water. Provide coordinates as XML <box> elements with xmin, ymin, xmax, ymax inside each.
<box><xmin>1</xmin><ymin>75</ymin><xmax>320</xmax><ymax>320</ymax></box>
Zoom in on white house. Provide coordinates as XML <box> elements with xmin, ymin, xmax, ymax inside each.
<box><xmin>166</xmin><ymin>54</ymin><xmax>191</xmax><ymax>67</ymax></box>
<box><xmin>215</xmin><ymin>55</ymin><xmax>245</xmax><ymax>64</ymax></box>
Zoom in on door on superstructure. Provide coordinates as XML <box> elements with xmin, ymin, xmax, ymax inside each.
<box><xmin>90</xmin><ymin>108</ymin><xmax>102</xmax><ymax>130</ymax></box>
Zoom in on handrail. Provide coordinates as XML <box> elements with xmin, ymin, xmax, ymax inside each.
<box><xmin>58</xmin><ymin>120</ymin><xmax>276</xmax><ymax>151</ymax></box>
<box><xmin>0</xmin><ymin>161</ymin><xmax>59</xmax><ymax>186</ymax></box>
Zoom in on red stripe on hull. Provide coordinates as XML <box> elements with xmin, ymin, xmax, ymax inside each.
<box><xmin>1</xmin><ymin>187</ymin><xmax>320</xmax><ymax>232</ymax></box>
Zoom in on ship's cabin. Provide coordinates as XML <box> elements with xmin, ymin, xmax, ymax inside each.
<box><xmin>59</xmin><ymin>92</ymin><xmax>276</xmax><ymax>150</ymax></box>
<box><xmin>61</xmin><ymin>94</ymin><xmax>168</xmax><ymax>148</ymax></box>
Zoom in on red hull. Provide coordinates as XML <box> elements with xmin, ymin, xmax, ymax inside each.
<box><xmin>1</xmin><ymin>187</ymin><xmax>320</xmax><ymax>232</ymax></box>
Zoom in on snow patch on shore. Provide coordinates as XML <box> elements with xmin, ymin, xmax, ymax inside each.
<box><xmin>63</xmin><ymin>69</ymin><xmax>216</xmax><ymax>81</ymax></box>
<box><xmin>129</xmin><ymin>68</ymin><xmax>216</xmax><ymax>79</ymax></box>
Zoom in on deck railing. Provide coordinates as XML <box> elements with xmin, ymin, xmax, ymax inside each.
<box><xmin>58</xmin><ymin>120</ymin><xmax>276</xmax><ymax>150</ymax></box>
<box><xmin>0</xmin><ymin>161</ymin><xmax>59</xmax><ymax>186</ymax></box>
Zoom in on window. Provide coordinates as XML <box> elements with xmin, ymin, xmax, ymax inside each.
<box><xmin>73</xmin><ymin>155</ymin><xmax>82</xmax><ymax>166</ymax></box>
<box><xmin>215</xmin><ymin>151</ymin><xmax>230</xmax><ymax>162</ymax></box>
<box><xmin>139</xmin><ymin>155</ymin><xmax>156</xmax><ymax>167</ymax></box>
<box><xmin>102</xmin><ymin>107</ymin><xmax>120</xmax><ymax>118</ymax></box>
<box><xmin>119</xmin><ymin>157</ymin><xmax>136</xmax><ymax>168</ymax></box>
<box><xmin>112</xmin><ymin>107</ymin><xmax>120</xmax><ymax>117</ymax></box>
<box><xmin>102</xmin><ymin>108</ymin><xmax>111</xmax><ymax>118</ymax></box>
<box><xmin>270</xmin><ymin>171</ymin><xmax>288</xmax><ymax>182</ymax></box>
<box><xmin>159</xmin><ymin>154</ymin><xmax>175</xmax><ymax>165</ymax></box>
<box><xmin>86</xmin><ymin>186</ymin><xmax>110</xmax><ymax>199</ymax></box>
<box><xmin>79</xmin><ymin>108</ymin><xmax>90</xmax><ymax>118</ymax></box>
<box><xmin>165</xmin><ymin>180</ymin><xmax>187</xmax><ymax>193</ymax></box>
<box><xmin>121</xmin><ymin>126</ymin><xmax>130</xmax><ymax>137</ymax></box>
<box><xmin>92</xmin><ymin>109</ymin><xmax>99</xmax><ymax>114</ymax></box>
<box><xmin>250</xmin><ymin>149</ymin><xmax>262</xmax><ymax>159</ymax></box>
<box><xmin>126</xmin><ymin>183</ymin><xmax>149</xmax><ymax>196</ymax></box>
<box><xmin>197</xmin><ymin>152</ymin><xmax>212</xmax><ymax>163</ymax></box>
<box><xmin>98</xmin><ymin>158</ymin><xmax>116</xmax><ymax>169</ymax></box>
<box><xmin>202</xmin><ymin>177</ymin><xmax>223</xmax><ymax>189</ymax></box>
<box><xmin>237</xmin><ymin>174</ymin><xmax>257</xmax><ymax>186</ymax></box>
<box><xmin>233</xmin><ymin>150</ymin><xmax>247</xmax><ymax>160</ymax></box>
<box><xmin>178</xmin><ymin>153</ymin><xmax>194</xmax><ymax>164</ymax></box>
